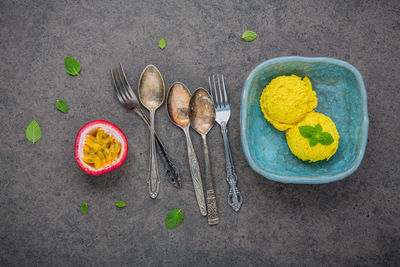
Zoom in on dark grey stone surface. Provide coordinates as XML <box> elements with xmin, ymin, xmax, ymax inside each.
<box><xmin>1</xmin><ymin>0</ymin><xmax>399</xmax><ymax>266</ymax></box>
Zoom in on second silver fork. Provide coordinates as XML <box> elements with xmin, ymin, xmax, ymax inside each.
<box><xmin>209</xmin><ymin>74</ymin><xmax>243</xmax><ymax>212</ymax></box>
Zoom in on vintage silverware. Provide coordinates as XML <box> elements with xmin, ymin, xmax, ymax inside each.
<box><xmin>138</xmin><ymin>64</ymin><xmax>165</xmax><ymax>198</ymax></box>
<box><xmin>189</xmin><ymin>88</ymin><xmax>219</xmax><ymax>225</ymax></box>
<box><xmin>209</xmin><ymin>75</ymin><xmax>242</xmax><ymax>212</ymax></box>
<box><xmin>111</xmin><ymin>64</ymin><xmax>181</xmax><ymax>189</ymax></box>
<box><xmin>166</xmin><ymin>82</ymin><xmax>207</xmax><ymax>216</ymax></box>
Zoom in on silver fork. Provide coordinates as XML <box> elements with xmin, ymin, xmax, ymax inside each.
<box><xmin>208</xmin><ymin>74</ymin><xmax>243</xmax><ymax>212</ymax></box>
<box><xmin>111</xmin><ymin>63</ymin><xmax>182</xmax><ymax>189</ymax></box>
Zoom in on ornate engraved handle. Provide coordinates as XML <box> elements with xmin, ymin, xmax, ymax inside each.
<box><xmin>155</xmin><ymin>141</ymin><xmax>181</xmax><ymax>188</ymax></box>
<box><xmin>221</xmin><ymin>122</ymin><xmax>242</xmax><ymax>212</ymax></box>
<box><xmin>202</xmin><ymin>135</ymin><xmax>219</xmax><ymax>225</ymax></box>
<box><xmin>148</xmin><ymin>109</ymin><xmax>160</xmax><ymax>199</ymax></box>
<box><xmin>184</xmin><ymin>127</ymin><xmax>207</xmax><ymax>216</ymax></box>
<box><xmin>135</xmin><ymin>107</ymin><xmax>182</xmax><ymax>188</ymax></box>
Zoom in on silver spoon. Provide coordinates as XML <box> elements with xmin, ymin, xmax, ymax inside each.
<box><xmin>166</xmin><ymin>82</ymin><xmax>207</xmax><ymax>216</ymax></box>
<box><xmin>189</xmin><ymin>88</ymin><xmax>219</xmax><ymax>225</ymax></box>
<box><xmin>138</xmin><ymin>64</ymin><xmax>165</xmax><ymax>199</ymax></box>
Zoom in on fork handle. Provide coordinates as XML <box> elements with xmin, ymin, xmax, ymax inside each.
<box><xmin>134</xmin><ymin>108</ymin><xmax>182</xmax><ymax>188</ymax></box>
<box><xmin>221</xmin><ymin>122</ymin><xmax>242</xmax><ymax>212</ymax></box>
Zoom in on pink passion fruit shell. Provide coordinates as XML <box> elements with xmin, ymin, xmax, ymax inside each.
<box><xmin>75</xmin><ymin>120</ymin><xmax>128</xmax><ymax>175</ymax></box>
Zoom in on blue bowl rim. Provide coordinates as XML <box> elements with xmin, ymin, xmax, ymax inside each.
<box><xmin>240</xmin><ymin>56</ymin><xmax>369</xmax><ymax>184</ymax></box>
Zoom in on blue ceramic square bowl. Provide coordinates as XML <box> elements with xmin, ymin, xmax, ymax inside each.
<box><xmin>240</xmin><ymin>57</ymin><xmax>369</xmax><ymax>184</ymax></box>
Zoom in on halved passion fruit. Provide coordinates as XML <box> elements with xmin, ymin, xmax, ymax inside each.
<box><xmin>75</xmin><ymin>120</ymin><xmax>128</xmax><ymax>175</ymax></box>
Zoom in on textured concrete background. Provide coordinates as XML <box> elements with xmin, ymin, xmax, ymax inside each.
<box><xmin>1</xmin><ymin>0</ymin><xmax>399</xmax><ymax>266</ymax></box>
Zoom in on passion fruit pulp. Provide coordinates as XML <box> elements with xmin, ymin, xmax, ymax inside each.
<box><xmin>83</xmin><ymin>129</ymin><xmax>121</xmax><ymax>169</ymax></box>
<box><xmin>75</xmin><ymin>120</ymin><xmax>128</xmax><ymax>175</ymax></box>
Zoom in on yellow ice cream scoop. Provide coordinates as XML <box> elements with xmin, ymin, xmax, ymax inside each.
<box><xmin>260</xmin><ymin>75</ymin><xmax>318</xmax><ymax>131</ymax></box>
<box><xmin>286</xmin><ymin>112</ymin><xmax>339</xmax><ymax>163</ymax></box>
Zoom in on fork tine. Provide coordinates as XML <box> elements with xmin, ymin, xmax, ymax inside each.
<box><xmin>212</xmin><ymin>75</ymin><xmax>220</xmax><ymax>107</ymax></box>
<box><xmin>209</xmin><ymin>76</ymin><xmax>218</xmax><ymax>107</ymax></box>
<box><xmin>116</xmin><ymin>68</ymin><xmax>131</xmax><ymax>100</ymax></box>
<box><xmin>208</xmin><ymin>76</ymin><xmax>214</xmax><ymax>99</ymax></box>
<box><xmin>221</xmin><ymin>74</ymin><xmax>229</xmax><ymax>106</ymax></box>
<box><xmin>217</xmin><ymin>74</ymin><xmax>224</xmax><ymax>107</ymax></box>
<box><xmin>112</xmin><ymin>68</ymin><xmax>129</xmax><ymax>102</ymax></box>
<box><xmin>111</xmin><ymin>69</ymin><xmax>126</xmax><ymax>103</ymax></box>
<box><xmin>114</xmin><ymin>68</ymin><xmax>131</xmax><ymax>101</ymax></box>
<box><xmin>119</xmin><ymin>63</ymin><xmax>137</xmax><ymax>100</ymax></box>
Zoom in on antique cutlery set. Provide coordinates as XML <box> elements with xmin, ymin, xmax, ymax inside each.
<box><xmin>111</xmin><ymin>64</ymin><xmax>242</xmax><ymax>225</ymax></box>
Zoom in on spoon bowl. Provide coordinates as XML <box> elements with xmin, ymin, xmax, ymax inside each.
<box><xmin>167</xmin><ymin>82</ymin><xmax>191</xmax><ymax>128</ymax></box>
<box><xmin>189</xmin><ymin>88</ymin><xmax>215</xmax><ymax>135</ymax></box>
<box><xmin>138</xmin><ymin>65</ymin><xmax>165</xmax><ymax>110</ymax></box>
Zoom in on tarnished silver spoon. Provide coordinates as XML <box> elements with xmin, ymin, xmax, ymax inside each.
<box><xmin>166</xmin><ymin>82</ymin><xmax>207</xmax><ymax>216</ymax></box>
<box><xmin>189</xmin><ymin>88</ymin><xmax>219</xmax><ymax>225</ymax></box>
<box><xmin>138</xmin><ymin>64</ymin><xmax>165</xmax><ymax>199</ymax></box>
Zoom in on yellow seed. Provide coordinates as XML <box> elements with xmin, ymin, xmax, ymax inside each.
<box><xmin>109</xmin><ymin>143</ymin><xmax>115</xmax><ymax>153</ymax></box>
<box><xmin>86</xmin><ymin>136</ymin><xmax>97</xmax><ymax>148</ymax></box>
<box><xmin>94</xmin><ymin>156</ymin><xmax>102</xmax><ymax>169</ymax></box>
<box><xmin>83</xmin><ymin>145</ymin><xmax>92</xmax><ymax>156</ymax></box>
<box><xmin>83</xmin><ymin>155</ymin><xmax>95</xmax><ymax>164</ymax></box>
<box><xmin>97</xmin><ymin>151</ymin><xmax>106</xmax><ymax>165</ymax></box>
<box><xmin>102</xmin><ymin>142</ymin><xmax>111</xmax><ymax>150</ymax></box>
<box><xmin>114</xmin><ymin>141</ymin><xmax>121</xmax><ymax>154</ymax></box>
<box><xmin>104</xmin><ymin>149</ymin><xmax>112</xmax><ymax>164</ymax></box>
<box><xmin>96</xmin><ymin>129</ymin><xmax>104</xmax><ymax>143</ymax></box>
<box><xmin>97</xmin><ymin>151</ymin><xmax>104</xmax><ymax>159</ymax></box>
<box><xmin>92</xmin><ymin>143</ymin><xmax>101</xmax><ymax>152</ymax></box>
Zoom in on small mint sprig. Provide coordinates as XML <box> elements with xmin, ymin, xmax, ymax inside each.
<box><xmin>299</xmin><ymin>123</ymin><xmax>334</xmax><ymax>147</ymax></box>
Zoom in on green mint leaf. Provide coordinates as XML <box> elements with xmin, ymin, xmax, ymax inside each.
<box><xmin>26</xmin><ymin>120</ymin><xmax>42</xmax><ymax>144</ymax></box>
<box><xmin>65</xmin><ymin>56</ymin><xmax>81</xmax><ymax>76</ymax></box>
<box><xmin>319</xmin><ymin>132</ymin><xmax>334</xmax><ymax>145</ymax></box>
<box><xmin>315</xmin><ymin>124</ymin><xmax>322</xmax><ymax>133</ymax></box>
<box><xmin>166</xmin><ymin>209</ymin><xmax>183</xmax><ymax>229</ymax></box>
<box><xmin>309</xmin><ymin>138</ymin><xmax>319</xmax><ymax>147</ymax></box>
<box><xmin>159</xmin><ymin>38</ymin><xmax>166</xmax><ymax>49</ymax></box>
<box><xmin>116</xmin><ymin>200</ymin><xmax>126</xmax><ymax>208</ymax></box>
<box><xmin>300</xmin><ymin>124</ymin><xmax>335</xmax><ymax>147</ymax></box>
<box><xmin>242</xmin><ymin>30</ymin><xmax>258</xmax><ymax>42</ymax></box>
<box><xmin>299</xmin><ymin>125</ymin><xmax>315</xmax><ymax>138</ymax></box>
<box><xmin>56</xmin><ymin>100</ymin><xmax>69</xmax><ymax>113</ymax></box>
<box><xmin>81</xmin><ymin>203</ymin><xmax>88</xmax><ymax>214</ymax></box>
